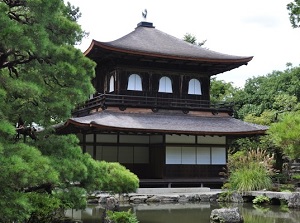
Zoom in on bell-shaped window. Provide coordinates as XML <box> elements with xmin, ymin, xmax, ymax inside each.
<box><xmin>158</xmin><ymin>76</ymin><xmax>172</xmax><ymax>93</ymax></box>
<box><xmin>127</xmin><ymin>74</ymin><xmax>142</xmax><ymax>91</ymax></box>
<box><xmin>109</xmin><ymin>75</ymin><xmax>115</xmax><ymax>92</ymax></box>
<box><xmin>188</xmin><ymin>78</ymin><xmax>202</xmax><ymax>95</ymax></box>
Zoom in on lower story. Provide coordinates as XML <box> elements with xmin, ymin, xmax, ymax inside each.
<box><xmin>77</xmin><ymin>133</ymin><xmax>227</xmax><ymax>187</ymax></box>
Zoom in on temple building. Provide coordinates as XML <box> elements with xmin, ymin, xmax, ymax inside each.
<box><xmin>57</xmin><ymin>22</ymin><xmax>268</xmax><ymax>187</ymax></box>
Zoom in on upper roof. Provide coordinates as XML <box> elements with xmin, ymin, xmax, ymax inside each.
<box><xmin>84</xmin><ymin>22</ymin><xmax>253</xmax><ymax>66</ymax></box>
<box><xmin>57</xmin><ymin>109</ymin><xmax>268</xmax><ymax>136</ymax></box>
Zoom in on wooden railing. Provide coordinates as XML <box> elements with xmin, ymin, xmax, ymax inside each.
<box><xmin>73</xmin><ymin>93</ymin><xmax>234</xmax><ymax>116</ymax></box>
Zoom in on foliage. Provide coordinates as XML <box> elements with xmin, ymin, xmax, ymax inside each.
<box><xmin>268</xmin><ymin>112</ymin><xmax>300</xmax><ymax>159</ymax></box>
<box><xmin>225</xmin><ymin>148</ymin><xmax>275</xmax><ymax>177</ymax></box>
<box><xmin>229</xmin><ymin>163</ymin><xmax>272</xmax><ymax>192</ymax></box>
<box><xmin>223</xmin><ymin>149</ymin><xmax>275</xmax><ymax>192</ymax></box>
<box><xmin>106</xmin><ymin>209</ymin><xmax>139</xmax><ymax>223</ymax></box>
<box><xmin>210</xmin><ymin>78</ymin><xmax>237</xmax><ymax>103</ymax></box>
<box><xmin>291</xmin><ymin>173</ymin><xmax>300</xmax><ymax>180</ymax></box>
<box><xmin>287</xmin><ymin>0</ymin><xmax>300</xmax><ymax>28</ymax></box>
<box><xmin>252</xmin><ymin>195</ymin><xmax>270</xmax><ymax>204</ymax></box>
<box><xmin>183</xmin><ymin>33</ymin><xmax>206</xmax><ymax>46</ymax></box>
<box><xmin>97</xmin><ymin>161</ymin><xmax>139</xmax><ymax>194</ymax></box>
<box><xmin>217</xmin><ymin>191</ymin><xmax>234</xmax><ymax>202</ymax></box>
<box><xmin>0</xmin><ymin>1</ymin><xmax>139</xmax><ymax>222</ymax></box>
<box><xmin>233</xmin><ymin>65</ymin><xmax>300</xmax><ymax>121</ymax></box>
<box><xmin>279</xmin><ymin>184</ymin><xmax>295</xmax><ymax>192</ymax></box>
<box><xmin>244</xmin><ymin>110</ymin><xmax>275</xmax><ymax>126</ymax></box>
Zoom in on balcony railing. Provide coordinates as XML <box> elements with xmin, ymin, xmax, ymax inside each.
<box><xmin>73</xmin><ymin>93</ymin><xmax>234</xmax><ymax>116</ymax></box>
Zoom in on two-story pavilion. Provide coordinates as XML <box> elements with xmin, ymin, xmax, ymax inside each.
<box><xmin>57</xmin><ymin>22</ymin><xmax>268</xmax><ymax>188</ymax></box>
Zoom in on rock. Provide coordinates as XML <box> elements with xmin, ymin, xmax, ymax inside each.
<box><xmin>230</xmin><ymin>192</ymin><xmax>244</xmax><ymax>203</ymax></box>
<box><xmin>178</xmin><ymin>195</ymin><xmax>189</xmax><ymax>203</ymax></box>
<box><xmin>217</xmin><ymin>192</ymin><xmax>243</xmax><ymax>203</ymax></box>
<box><xmin>106</xmin><ymin>197</ymin><xmax>120</xmax><ymax>211</ymax></box>
<box><xmin>210</xmin><ymin>207</ymin><xmax>243</xmax><ymax>223</ymax></box>
<box><xmin>130</xmin><ymin>195</ymin><xmax>148</xmax><ymax>203</ymax></box>
<box><xmin>146</xmin><ymin>195</ymin><xmax>179</xmax><ymax>203</ymax></box>
<box><xmin>288</xmin><ymin>192</ymin><xmax>300</xmax><ymax>208</ymax></box>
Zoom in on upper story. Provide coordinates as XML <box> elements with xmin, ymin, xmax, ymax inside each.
<box><xmin>73</xmin><ymin>22</ymin><xmax>252</xmax><ymax>116</ymax></box>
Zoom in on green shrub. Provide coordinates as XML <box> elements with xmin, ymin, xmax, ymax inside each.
<box><xmin>252</xmin><ymin>195</ymin><xmax>270</xmax><ymax>204</ymax></box>
<box><xmin>98</xmin><ymin>161</ymin><xmax>139</xmax><ymax>194</ymax></box>
<box><xmin>279</xmin><ymin>184</ymin><xmax>295</xmax><ymax>192</ymax></box>
<box><xmin>292</xmin><ymin>174</ymin><xmax>300</xmax><ymax>180</ymax></box>
<box><xmin>106</xmin><ymin>209</ymin><xmax>139</xmax><ymax>223</ymax></box>
<box><xmin>217</xmin><ymin>191</ymin><xmax>234</xmax><ymax>202</ymax></box>
<box><xmin>229</xmin><ymin>163</ymin><xmax>272</xmax><ymax>192</ymax></box>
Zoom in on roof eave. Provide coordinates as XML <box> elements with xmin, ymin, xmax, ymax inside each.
<box><xmin>85</xmin><ymin>40</ymin><xmax>253</xmax><ymax>64</ymax></box>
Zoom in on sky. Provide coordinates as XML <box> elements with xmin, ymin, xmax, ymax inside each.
<box><xmin>67</xmin><ymin>0</ymin><xmax>300</xmax><ymax>87</ymax></box>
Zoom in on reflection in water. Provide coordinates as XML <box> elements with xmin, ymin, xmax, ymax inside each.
<box><xmin>66</xmin><ymin>202</ymin><xmax>300</xmax><ymax>223</ymax></box>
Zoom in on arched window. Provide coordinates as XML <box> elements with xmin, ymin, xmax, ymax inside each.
<box><xmin>188</xmin><ymin>78</ymin><xmax>202</xmax><ymax>95</ymax></box>
<box><xmin>109</xmin><ymin>75</ymin><xmax>115</xmax><ymax>92</ymax></box>
<box><xmin>158</xmin><ymin>76</ymin><xmax>172</xmax><ymax>93</ymax></box>
<box><xmin>127</xmin><ymin>74</ymin><xmax>142</xmax><ymax>91</ymax></box>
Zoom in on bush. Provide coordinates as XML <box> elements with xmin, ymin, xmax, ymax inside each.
<box><xmin>229</xmin><ymin>163</ymin><xmax>272</xmax><ymax>192</ymax></box>
<box><xmin>106</xmin><ymin>209</ymin><xmax>139</xmax><ymax>223</ymax></box>
<box><xmin>98</xmin><ymin>161</ymin><xmax>139</xmax><ymax>194</ymax></box>
<box><xmin>252</xmin><ymin>195</ymin><xmax>270</xmax><ymax>204</ymax></box>
<box><xmin>292</xmin><ymin>174</ymin><xmax>300</xmax><ymax>180</ymax></box>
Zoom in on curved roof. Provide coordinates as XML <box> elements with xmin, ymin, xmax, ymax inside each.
<box><xmin>84</xmin><ymin>22</ymin><xmax>253</xmax><ymax>64</ymax></box>
<box><xmin>57</xmin><ymin>110</ymin><xmax>268</xmax><ymax>136</ymax></box>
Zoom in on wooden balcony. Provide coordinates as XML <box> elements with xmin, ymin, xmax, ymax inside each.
<box><xmin>72</xmin><ymin>93</ymin><xmax>234</xmax><ymax>117</ymax></box>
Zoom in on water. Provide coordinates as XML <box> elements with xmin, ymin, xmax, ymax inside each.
<box><xmin>66</xmin><ymin>202</ymin><xmax>300</xmax><ymax>223</ymax></box>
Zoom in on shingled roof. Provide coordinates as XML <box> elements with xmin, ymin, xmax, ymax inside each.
<box><xmin>57</xmin><ymin>110</ymin><xmax>268</xmax><ymax>136</ymax></box>
<box><xmin>84</xmin><ymin>22</ymin><xmax>253</xmax><ymax>65</ymax></box>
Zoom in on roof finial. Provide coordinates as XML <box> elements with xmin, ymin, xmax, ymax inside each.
<box><xmin>142</xmin><ymin>9</ymin><xmax>147</xmax><ymax>21</ymax></box>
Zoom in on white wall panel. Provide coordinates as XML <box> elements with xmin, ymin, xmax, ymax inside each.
<box><xmin>196</xmin><ymin>147</ymin><xmax>211</xmax><ymax>164</ymax></box>
<box><xmin>166</xmin><ymin>146</ymin><xmax>181</xmax><ymax>164</ymax></box>
<box><xmin>211</xmin><ymin>147</ymin><xmax>226</xmax><ymax>164</ymax></box>
<box><xmin>182</xmin><ymin>147</ymin><xmax>196</xmax><ymax>164</ymax></box>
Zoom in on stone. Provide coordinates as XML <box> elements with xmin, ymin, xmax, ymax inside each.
<box><xmin>210</xmin><ymin>207</ymin><xmax>243</xmax><ymax>223</ymax></box>
<box><xmin>217</xmin><ymin>192</ymin><xmax>243</xmax><ymax>203</ymax></box>
<box><xmin>146</xmin><ymin>195</ymin><xmax>179</xmax><ymax>203</ymax></box>
<box><xmin>106</xmin><ymin>197</ymin><xmax>120</xmax><ymax>211</ymax></box>
<box><xmin>130</xmin><ymin>195</ymin><xmax>148</xmax><ymax>203</ymax></box>
<box><xmin>230</xmin><ymin>192</ymin><xmax>244</xmax><ymax>203</ymax></box>
<box><xmin>288</xmin><ymin>192</ymin><xmax>300</xmax><ymax>208</ymax></box>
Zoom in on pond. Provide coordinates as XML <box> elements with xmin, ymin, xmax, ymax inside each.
<box><xmin>66</xmin><ymin>202</ymin><xmax>300</xmax><ymax>223</ymax></box>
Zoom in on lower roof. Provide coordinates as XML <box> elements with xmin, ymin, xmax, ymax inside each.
<box><xmin>57</xmin><ymin>109</ymin><xmax>268</xmax><ymax>136</ymax></box>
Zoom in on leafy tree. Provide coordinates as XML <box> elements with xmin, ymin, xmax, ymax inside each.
<box><xmin>233</xmin><ymin>65</ymin><xmax>300</xmax><ymax>120</ymax></box>
<box><xmin>210</xmin><ymin>77</ymin><xmax>237</xmax><ymax>103</ymax></box>
<box><xmin>287</xmin><ymin>0</ymin><xmax>300</xmax><ymax>28</ymax></box>
<box><xmin>183</xmin><ymin>33</ymin><xmax>206</xmax><ymax>46</ymax></box>
<box><xmin>0</xmin><ymin>1</ymin><xmax>138</xmax><ymax>222</ymax></box>
<box><xmin>268</xmin><ymin>112</ymin><xmax>300</xmax><ymax>159</ymax></box>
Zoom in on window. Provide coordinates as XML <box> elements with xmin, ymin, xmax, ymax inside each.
<box><xmin>109</xmin><ymin>75</ymin><xmax>114</xmax><ymax>92</ymax></box>
<box><xmin>127</xmin><ymin>74</ymin><xmax>142</xmax><ymax>91</ymax></box>
<box><xmin>188</xmin><ymin>78</ymin><xmax>202</xmax><ymax>95</ymax></box>
<box><xmin>166</xmin><ymin>146</ymin><xmax>226</xmax><ymax>165</ymax></box>
<box><xmin>158</xmin><ymin>76</ymin><xmax>172</xmax><ymax>93</ymax></box>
